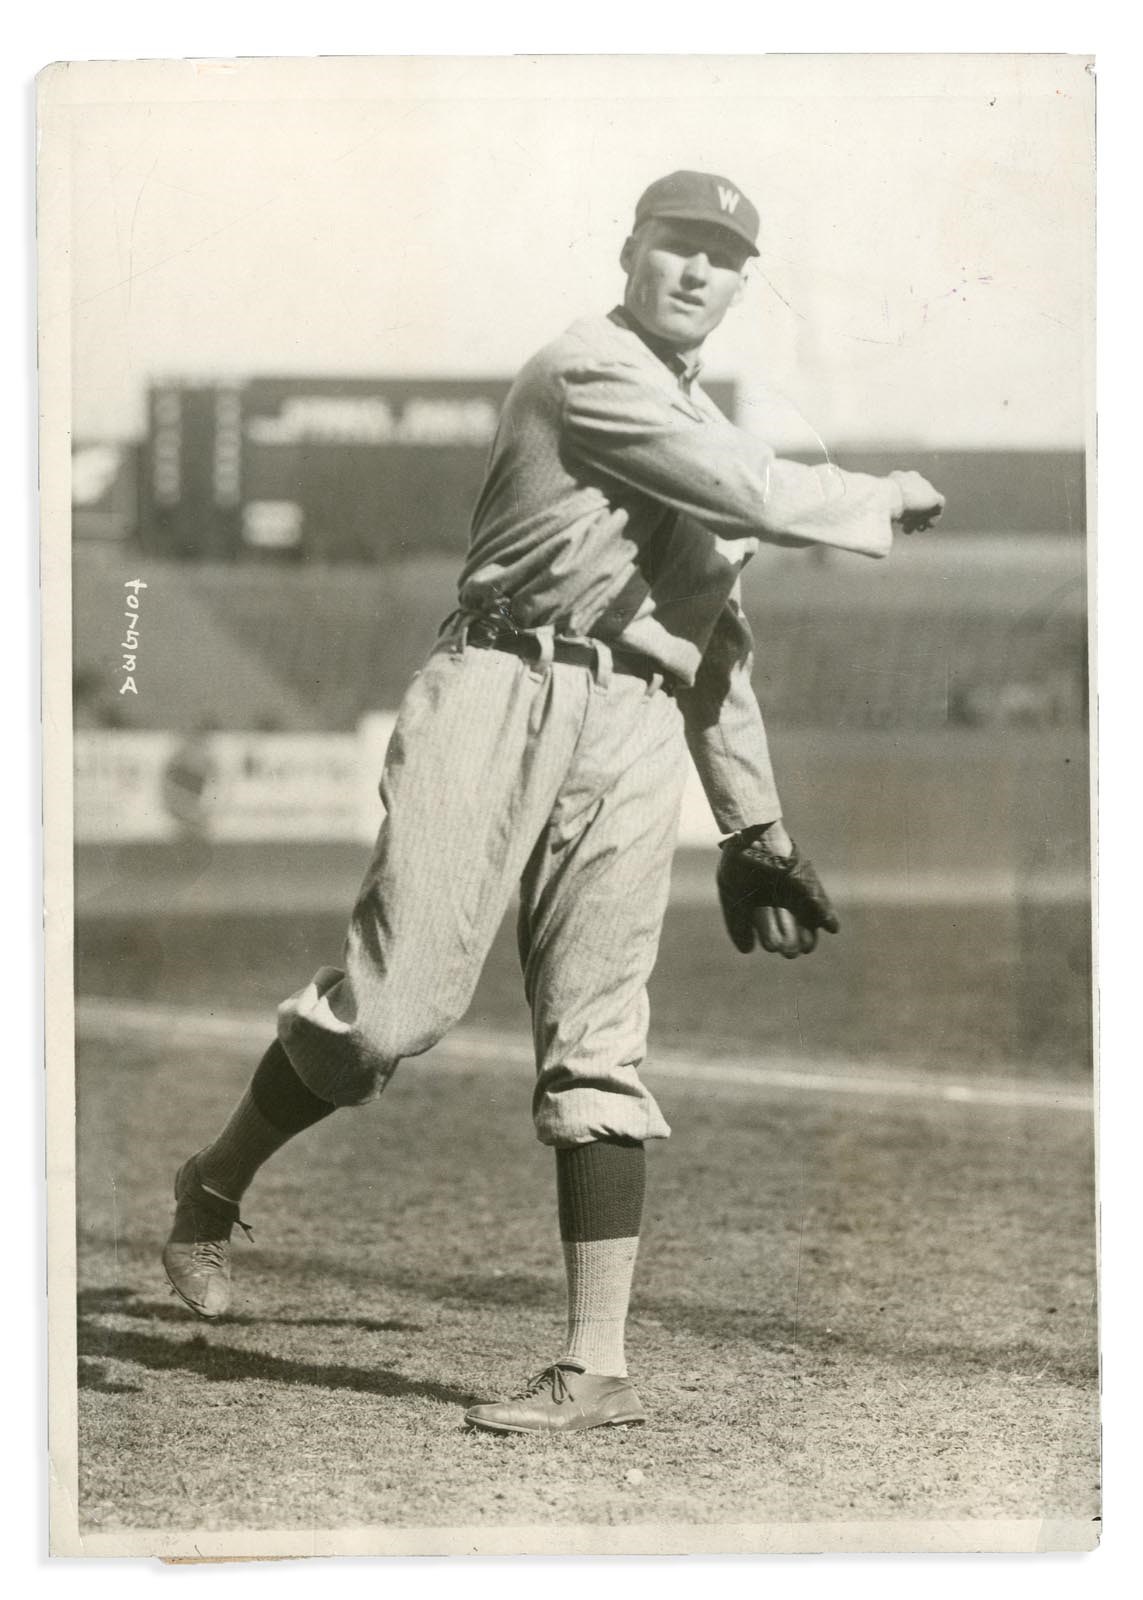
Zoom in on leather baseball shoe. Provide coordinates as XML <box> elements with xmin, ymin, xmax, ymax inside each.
<box><xmin>464</xmin><ymin>1361</ymin><xmax>646</xmax><ymax>1433</ymax></box>
<box><xmin>161</xmin><ymin>1154</ymin><xmax>252</xmax><ymax>1319</ymax></box>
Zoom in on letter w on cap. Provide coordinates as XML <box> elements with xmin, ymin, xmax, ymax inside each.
<box><xmin>717</xmin><ymin>185</ymin><xmax>741</xmax><ymax>214</ymax></box>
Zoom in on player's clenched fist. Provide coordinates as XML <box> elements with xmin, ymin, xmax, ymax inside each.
<box><xmin>888</xmin><ymin>470</ymin><xmax>946</xmax><ymax>534</ymax></box>
<box><xmin>717</xmin><ymin>824</ymin><xmax>840</xmax><ymax>960</ymax></box>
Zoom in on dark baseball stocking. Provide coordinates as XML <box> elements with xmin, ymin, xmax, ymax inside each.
<box><xmin>195</xmin><ymin>1039</ymin><xmax>338</xmax><ymax>1204</ymax></box>
<box><xmin>556</xmin><ymin>1138</ymin><xmax>646</xmax><ymax>1376</ymax></box>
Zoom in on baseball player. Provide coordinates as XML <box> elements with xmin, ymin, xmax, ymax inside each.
<box><xmin>163</xmin><ymin>170</ymin><xmax>944</xmax><ymax>1433</ymax></box>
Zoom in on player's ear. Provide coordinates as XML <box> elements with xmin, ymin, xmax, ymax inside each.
<box><xmin>619</xmin><ymin>234</ymin><xmax>637</xmax><ymax>275</ymax></box>
<box><xmin>730</xmin><ymin>266</ymin><xmax>749</xmax><ymax>307</ymax></box>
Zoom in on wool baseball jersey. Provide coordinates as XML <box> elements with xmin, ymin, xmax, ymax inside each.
<box><xmin>457</xmin><ymin>306</ymin><xmax>904</xmax><ymax>832</ymax></box>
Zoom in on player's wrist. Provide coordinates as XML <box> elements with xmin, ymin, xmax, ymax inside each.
<box><xmin>726</xmin><ymin>818</ymin><xmax>794</xmax><ymax>857</ymax></box>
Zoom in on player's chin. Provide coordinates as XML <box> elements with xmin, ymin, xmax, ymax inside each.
<box><xmin>656</xmin><ymin>303</ymin><xmax>710</xmax><ymax>342</ymax></box>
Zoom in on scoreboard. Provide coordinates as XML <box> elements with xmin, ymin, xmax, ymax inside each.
<box><xmin>134</xmin><ymin>374</ymin><xmax>738</xmax><ymax>562</ymax></box>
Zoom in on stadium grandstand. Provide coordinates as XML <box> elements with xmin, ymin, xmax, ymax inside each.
<box><xmin>71</xmin><ymin>375</ymin><xmax>1086</xmax><ymax>737</ymax></box>
<box><xmin>70</xmin><ymin>376</ymin><xmax>1089</xmax><ymax>879</ymax></box>
<box><xmin>72</xmin><ymin>537</ymin><xmax>1086</xmax><ymax>738</ymax></box>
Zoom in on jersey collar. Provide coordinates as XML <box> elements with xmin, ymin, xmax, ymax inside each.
<box><xmin>608</xmin><ymin>305</ymin><xmax>704</xmax><ymax>392</ymax></box>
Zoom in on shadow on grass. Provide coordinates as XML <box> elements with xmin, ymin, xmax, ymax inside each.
<box><xmin>296</xmin><ymin>1264</ymin><xmax>1098</xmax><ymax>1386</ymax></box>
<box><xmin>77</xmin><ymin>1287</ymin><xmax>470</xmax><ymax>1406</ymax></box>
<box><xmin>77</xmin><ymin>1357</ymin><xmax>142</xmax><ymax>1395</ymax></box>
<box><xmin>79</xmin><ymin>1285</ymin><xmax>423</xmax><ymax>1334</ymax></box>
<box><xmin>78</xmin><ymin>1267</ymin><xmax>1097</xmax><ymax>1391</ymax></box>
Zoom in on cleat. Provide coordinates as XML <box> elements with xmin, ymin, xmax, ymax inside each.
<box><xmin>161</xmin><ymin>1154</ymin><xmax>252</xmax><ymax>1319</ymax></box>
<box><xmin>464</xmin><ymin>1361</ymin><xmax>647</xmax><ymax>1434</ymax></box>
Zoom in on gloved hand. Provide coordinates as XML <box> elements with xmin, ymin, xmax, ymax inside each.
<box><xmin>717</xmin><ymin>821</ymin><xmax>839</xmax><ymax>959</ymax></box>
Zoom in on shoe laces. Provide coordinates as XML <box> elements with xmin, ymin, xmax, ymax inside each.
<box><xmin>187</xmin><ymin>1212</ymin><xmax>253</xmax><ymax>1270</ymax></box>
<box><xmin>514</xmin><ymin>1363</ymin><xmax>579</xmax><ymax>1405</ymax></box>
<box><xmin>191</xmin><ymin>1238</ymin><xmax>229</xmax><ymax>1271</ymax></box>
<box><xmin>192</xmin><ymin>1212</ymin><xmax>254</xmax><ymax>1248</ymax></box>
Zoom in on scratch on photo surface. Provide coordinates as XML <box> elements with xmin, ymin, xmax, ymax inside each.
<box><xmin>126</xmin><ymin>158</ymin><xmax>158</xmax><ymax>314</ymax></box>
<box><xmin>791</xmin><ymin>1195</ymin><xmax>808</xmax><ymax>1350</ymax></box>
<box><xmin>756</xmin><ymin>267</ymin><xmax>807</xmax><ymax>322</ymax></box>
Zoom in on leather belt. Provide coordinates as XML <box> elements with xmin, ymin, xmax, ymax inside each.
<box><xmin>466</xmin><ymin>619</ymin><xmax>677</xmax><ymax>694</ymax></box>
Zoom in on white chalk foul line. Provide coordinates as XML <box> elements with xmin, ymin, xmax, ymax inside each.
<box><xmin>76</xmin><ymin>997</ymin><xmax>1092</xmax><ymax>1115</ymax></box>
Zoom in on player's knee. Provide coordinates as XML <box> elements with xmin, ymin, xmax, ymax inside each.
<box><xmin>281</xmin><ymin>1004</ymin><xmax>452</xmax><ymax>1108</ymax></box>
<box><xmin>306</xmin><ymin>1022</ymin><xmax>416</xmax><ymax>1108</ymax></box>
<box><xmin>353</xmin><ymin>1007</ymin><xmax>452</xmax><ymax>1073</ymax></box>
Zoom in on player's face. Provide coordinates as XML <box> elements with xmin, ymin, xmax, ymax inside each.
<box><xmin>620</xmin><ymin>219</ymin><xmax>751</xmax><ymax>352</ymax></box>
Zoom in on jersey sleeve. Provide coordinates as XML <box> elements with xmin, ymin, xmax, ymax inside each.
<box><xmin>674</xmin><ymin>587</ymin><xmax>783</xmax><ymax>834</ymax></box>
<box><xmin>560</xmin><ymin>358</ymin><xmax>903</xmax><ymax>558</ymax></box>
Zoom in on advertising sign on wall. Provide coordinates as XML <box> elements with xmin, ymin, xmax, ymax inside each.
<box><xmin>73</xmin><ymin>717</ymin><xmax>721</xmax><ymax>849</ymax></box>
<box><xmin>75</xmin><ymin>729</ymin><xmax>376</xmax><ymax>844</ymax></box>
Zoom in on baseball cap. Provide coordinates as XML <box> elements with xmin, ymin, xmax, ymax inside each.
<box><xmin>633</xmin><ymin>170</ymin><xmax>760</xmax><ymax>257</ymax></box>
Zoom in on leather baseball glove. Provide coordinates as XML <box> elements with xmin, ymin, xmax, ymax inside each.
<box><xmin>717</xmin><ymin>826</ymin><xmax>840</xmax><ymax>958</ymax></box>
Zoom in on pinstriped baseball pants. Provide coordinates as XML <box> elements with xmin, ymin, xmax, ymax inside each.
<box><xmin>276</xmin><ymin>626</ymin><xmax>687</xmax><ymax>1145</ymax></box>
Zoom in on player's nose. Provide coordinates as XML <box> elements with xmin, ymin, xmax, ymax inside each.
<box><xmin>680</xmin><ymin>251</ymin><xmax>712</xmax><ymax>285</ymax></box>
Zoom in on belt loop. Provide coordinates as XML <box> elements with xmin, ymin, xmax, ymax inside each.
<box><xmin>531</xmin><ymin>625</ymin><xmax>555</xmax><ymax>678</ymax></box>
<box><xmin>591</xmin><ymin>638</ymin><xmax>613</xmax><ymax>691</ymax></box>
<box><xmin>646</xmin><ymin>670</ymin><xmax>663</xmax><ymax>698</ymax></box>
<box><xmin>437</xmin><ymin>608</ymin><xmax>467</xmax><ymax>656</ymax></box>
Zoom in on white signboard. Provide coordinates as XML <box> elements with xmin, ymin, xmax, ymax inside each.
<box><xmin>74</xmin><ymin>729</ymin><xmax>375</xmax><ymax>843</ymax></box>
<box><xmin>73</xmin><ymin>717</ymin><xmax>717</xmax><ymax>848</ymax></box>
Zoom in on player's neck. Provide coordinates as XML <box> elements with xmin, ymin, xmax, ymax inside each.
<box><xmin>611</xmin><ymin>305</ymin><xmax>704</xmax><ymax>381</ymax></box>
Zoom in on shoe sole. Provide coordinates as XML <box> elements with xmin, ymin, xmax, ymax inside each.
<box><xmin>464</xmin><ymin>1414</ymin><xmax>646</xmax><ymax>1435</ymax></box>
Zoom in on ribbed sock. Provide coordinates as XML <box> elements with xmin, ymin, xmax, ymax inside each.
<box><xmin>556</xmin><ymin>1139</ymin><xmax>645</xmax><ymax>1377</ymax></box>
<box><xmin>195</xmin><ymin>1039</ymin><xmax>337</xmax><ymax>1203</ymax></box>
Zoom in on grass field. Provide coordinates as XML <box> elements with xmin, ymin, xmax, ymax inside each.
<box><xmin>72</xmin><ymin>878</ymin><xmax>1098</xmax><ymax>1543</ymax></box>
<box><xmin>76</xmin><ymin>849</ymin><xmax>1092</xmax><ymax>1078</ymax></box>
